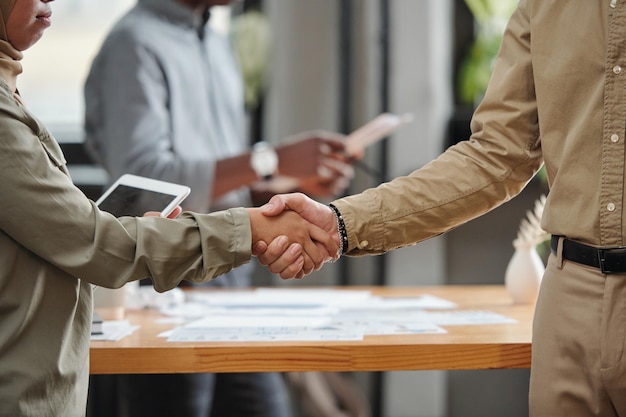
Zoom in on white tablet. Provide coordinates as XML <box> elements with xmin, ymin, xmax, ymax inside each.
<box><xmin>96</xmin><ymin>174</ymin><xmax>190</xmax><ymax>217</ymax></box>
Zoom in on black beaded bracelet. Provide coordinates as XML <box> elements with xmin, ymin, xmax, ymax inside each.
<box><xmin>328</xmin><ymin>204</ymin><xmax>348</xmax><ymax>257</ymax></box>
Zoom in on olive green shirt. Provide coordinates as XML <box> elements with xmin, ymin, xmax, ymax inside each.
<box><xmin>335</xmin><ymin>0</ymin><xmax>624</xmax><ymax>255</ymax></box>
<box><xmin>0</xmin><ymin>79</ymin><xmax>251</xmax><ymax>415</ymax></box>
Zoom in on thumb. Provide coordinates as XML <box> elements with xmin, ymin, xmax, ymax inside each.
<box><xmin>260</xmin><ymin>193</ymin><xmax>303</xmax><ymax>217</ymax></box>
<box><xmin>261</xmin><ymin>193</ymin><xmax>335</xmax><ymax>234</ymax></box>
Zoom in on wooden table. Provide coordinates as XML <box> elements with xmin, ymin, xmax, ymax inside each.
<box><xmin>90</xmin><ymin>285</ymin><xmax>534</xmax><ymax>374</ymax></box>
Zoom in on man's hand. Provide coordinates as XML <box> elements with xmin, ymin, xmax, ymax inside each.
<box><xmin>276</xmin><ymin>131</ymin><xmax>351</xmax><ymax>178</ymax></box>
<box><xmin>296</xmin><ymin>155</ymin><xmax>354</xmax><ymax>198</ymax></box>
<box><xmin>274</xmin><ymin>131</ymin><xmax>357</xmax><ymax>198</ymax></box>
<box><xmin>247</xmin><ymin>206</ymin><xmax>338</xmax><ymax>278</ymax></box>
<box><xmin>252</xmin><ymin>238</ymin><xmax>306</xmax><ymax>279</ymax></box>
<box><xmin>253</xmin><ymin>193</ymin><xmax>339</xmax><ymax>277</ymax></box>
<box><xmin>261</xmin><ymin>193</ymin><xmax>337</xmax><ymax>232</ymax></box>
<box><xmin>143</xmin><ymin>206</ymin><xmax>183</xmax><ymax>219</ymax></box>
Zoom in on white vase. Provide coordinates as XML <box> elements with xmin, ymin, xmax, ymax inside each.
<box><xmin>504</xmin><ymin>241</ymin><xmax>545</xmax><ymax>304</ymax></box>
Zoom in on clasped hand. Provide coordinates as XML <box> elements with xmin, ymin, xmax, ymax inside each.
<box><xmin>248</xmin><ymin>193</ymin><xmax>339</xmax><ymax>279</ymax></box>
<box><xmin>144</xmin><ymin>196</ymin><xmax>339</xmax><ymax>279</ymax></box>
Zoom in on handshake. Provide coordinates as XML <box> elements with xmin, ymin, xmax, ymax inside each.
<box><xmin>246</xmin><ymin>193</ymin><xmax>341</xmax><ymax>279</ymax></box>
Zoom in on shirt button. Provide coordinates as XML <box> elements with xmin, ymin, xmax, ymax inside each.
<box><xmin>607</xmin><ymin>202</ymin><xmax>616</xmax><ymax>212</ymax></box>
<box><xmin>611</xmin><ymin>134</ymin><xmax>620</xmax><ymax>143</ymax></box>
<box><xmin>614</xmin><ymin>65</ymin><xmax>622</xmax><ymax>75</ymax></box>
<box><xmin>360</xmin><ymin>240</ymin><xmax>369</xmax><ymax>248</ymax></box>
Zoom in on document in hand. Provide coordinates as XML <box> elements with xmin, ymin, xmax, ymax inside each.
<box><xmin>345</xmin><ymin>112</ymin><xmax>413</xmax><ymax>157</ymax></box>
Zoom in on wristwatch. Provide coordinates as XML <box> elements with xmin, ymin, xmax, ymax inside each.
<box><xmin>250</xmin><ymin>141</ymin><xmax>279</xmax><ymax>180</ymax></box>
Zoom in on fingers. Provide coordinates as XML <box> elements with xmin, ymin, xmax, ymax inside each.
<box><xmin>255</xmin><ymin>236</ymin><xmax>287</xmax><ymax>265</ymax></box>
<box><xmin>299</xmin><ymin>238</ymin><xmax>325</xmax><ymax>272</ymax></box>
<box><xmin>306</xmin><ymin>219</ymin><xmax>340</xmax><ymax>261</ymax></box>
<box><xmin>252</xmin><ymin>240</ymin><xmax>268</xmax><ymax>257</ymax></box>
<box><xmin>250</xmin><ymin>207</ymin><xmax>338</xmax><ymax>278</ymax></box>
<box><xmin>142</xmin><ymin>206</ymin><xmax>182</xmax><ymax>219</ymax></box>
<box><xmin>260</xmin><ymin>193</ymin><xmax>336</xmax><ymax>234</ymax></box>
<box><xmin>166</xmin><ymin>206</ymin><xmax>183</xmax><ymax>219</ymax></box>
<box><xmin>302</xmin><ymin>157</ymin><xmax>353</xmax><ymax>197</ymax></box>
<box><xmin>260</xmin><ymin>194</ymin><xmax>290</xmax><ymax>216</ymax></box>
<box><xmin>319</xmin><ymin>156</ymin><xmax>355</xmax><ymax>181</ymax></box>
<box><xmin>318</xmin><ymin>137</ymin><xmax>351</xmax><ymax>161</ymax></box>
<box><xmin>255</xmin><ymin>236</ymin><xmax>306</xmax><ymax>279</ymax></box>
<box><xmin>299</xmin><ymin>252</ymin><xmax>317</xmax><ymax>276</ymax></box>
<box><xmin>248</xmin><ymin>204</ymin><xmax>340</xmax><ymax>279</ymax></box>
<box><xmin>260</xmin><ymin>192</ymin><xmax>315</xmax><ymax>218</ymax></box>
<box><xmin>283</xmin><ymin>217</ymin><xmax>338</xmax><ymax>273</ymax></box>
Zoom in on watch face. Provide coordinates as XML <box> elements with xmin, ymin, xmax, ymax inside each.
<box><xmin>251</xmin><ymin>142</ymin><xmax>279</xmax><ymax>177</ymax></box>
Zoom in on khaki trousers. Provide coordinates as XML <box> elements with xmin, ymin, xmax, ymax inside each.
<box><xmin>530</xmin><ymin>240</ymin><xmax>626</xmax><ymax>416</ymax></box>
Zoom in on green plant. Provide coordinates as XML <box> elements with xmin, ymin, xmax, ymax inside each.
<box><xmin>457</xmin><ymin>0</ymin><xmax>517</xmax><ymax>105</ymax></box>
<box><xmin>231</xmin><ymin>10</ymin><xmax>271</xmax><ymax>110</ymax></box>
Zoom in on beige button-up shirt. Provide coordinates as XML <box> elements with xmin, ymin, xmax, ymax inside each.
<box><xmin>0</xmin><ymin>79</ymin><xmax>251</xmax><ymax>415</ymax></box>
<box><xmin>335</xmin><ymin>0</ymin><xmax>625</xmax><ymax>255</ymax></box>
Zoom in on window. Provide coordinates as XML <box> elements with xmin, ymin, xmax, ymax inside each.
<box><xmin>19</xmin><ymin>0</ymin><xmax>134</xmax><ymax>136</ymax></box>
<box><xmin>18</xmin><ymin>1</ymin><xmax>231</xmax><ymax>141</ymax></box>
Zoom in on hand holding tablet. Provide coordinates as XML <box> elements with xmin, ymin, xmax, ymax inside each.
<box><xmin>96</xmin><ymin>174</ymin><xmax>190</xmax><ymax>218</ymax></box>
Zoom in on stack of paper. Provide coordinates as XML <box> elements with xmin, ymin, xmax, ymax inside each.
<box><xmin>157</xmin><ymin>288</ymin><xmax>515</xmax><ymax>343</ymax></box>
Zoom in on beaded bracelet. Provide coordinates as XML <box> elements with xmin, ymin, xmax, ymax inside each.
<box><xmin>328</xmin><ymin>203</ymin><xmax>348</xmax><ymax>257</ymax></box>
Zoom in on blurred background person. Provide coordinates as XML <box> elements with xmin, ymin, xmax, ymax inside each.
<box><xmin>83</xmin><ymin>0</ymin><xmax>355</xmax><ymax>416</ymax></box>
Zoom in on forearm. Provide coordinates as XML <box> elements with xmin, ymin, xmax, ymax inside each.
<box><xmin>213</xmin><ymin>152</ymin><xmax>259</xmax><ymax>200</ymax></box>
<box><xmin>333</xmin><ymin>139</ymin><xmax>541</xmax><ymax>256</ymax></box>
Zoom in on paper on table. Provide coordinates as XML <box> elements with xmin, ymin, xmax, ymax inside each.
<box><xmin>340</xmin><ymin>294</ymin><xmax>458</xmax><ymax>311</ymax></box>
<box><xmin>416</xmin><ymin>310</ymin><xmax>518</xmax><ymax>326</ymax></box>
<box><xmin>160</xmin><ymin>302</ymin><xmax>337</xmax><ymax>320</ymax></box>
<box><xmin>337</xmin><ymin>321</ymin><xmax>447</xmax><ymax>335</ymax></box>
<box><xmin>183</xmin><ymin>314</ymin><xmax>330</xmax><ymax>328</ymax></box>
<box><xmin>167</xmin><ymin>325</ymin><xmax>364</xmax><ymax>342</ymax></box>
<box><xmin>185</xmin><ymin>288</ymin><xmax>373</xmax><ymax>308</ymax></box>
<box><xmin>159</xmin><ymin>288</ymin><xmax>516</xmax><ymax>342</ymax></box>
<box><xmin>90</xmin><ymin>320</ymin><xmax>139</xmax><ymax>341</ymax></box>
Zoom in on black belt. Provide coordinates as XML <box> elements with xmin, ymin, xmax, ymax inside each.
<box><xmin>551</xmin><ymin>235</ymin><xmax>626</xmax><ymax>274</ymax></box>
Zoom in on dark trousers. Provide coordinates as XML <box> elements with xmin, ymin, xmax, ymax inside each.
<box><xmin>88</xmin><ymin>372</ymin><xmax>292</xmax><ymax>417</ymax></box>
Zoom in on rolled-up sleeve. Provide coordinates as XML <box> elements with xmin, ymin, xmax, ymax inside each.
<box><xmin>0</xmin><ymin>96</ymin><xmax>251</xmax><ymax>291</ymax></box>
